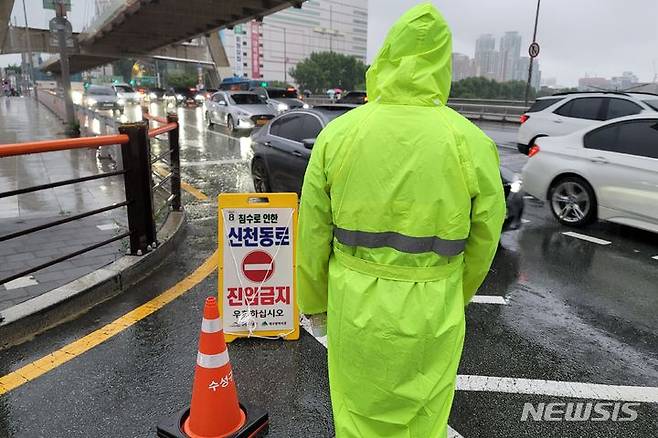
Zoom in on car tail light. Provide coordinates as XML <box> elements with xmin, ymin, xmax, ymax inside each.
<box><xmin>528</xmin><ymin>145</ymin><xmax>540</xmax><ymax>157</ymax></box>
<box><xmin>520</xmin><ymin>114</ymin><xmax>529</xmax><ymax>124</ymax></box>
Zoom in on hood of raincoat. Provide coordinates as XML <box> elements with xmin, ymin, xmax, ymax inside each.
<box><xmin>366</xmin><ymin>2</ymin><xmax>452</xmax><ymax>106</ymax></box>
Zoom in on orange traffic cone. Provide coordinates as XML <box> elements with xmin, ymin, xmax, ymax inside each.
<box><xmin>157</xmin><ymin>297</ymin><xmax>269</xmax><ymax>438</ymax></box>
<box><xmin>184</xmin><ymin>296</ymin><xmax>245</xmax><ymax>437</ymax></box>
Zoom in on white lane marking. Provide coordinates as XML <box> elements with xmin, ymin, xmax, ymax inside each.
<box><xmin>562</xmin><ymin>231</ymin><xmax>611</xmax><ymax>246</ymax></box>
<box><xmin>2</xmin><ymin>275</ymin><xmax>39</xmax><ymax>290</ymax></box>
<box><xmin>97</xmin><ymin>223</ymin><xmax>120</xmax><ymax>231</ymax></box>
<box><xmin>521</xmin><ymin>219</ymin><xmax>531</xmax><ymax>224</ymax></box>
<box><xmin>456</xmin><ymin>375</ymin><xmax>658</xmax><ymax>402</ymax></box>
<box><xmin>470</xmin><ymin>295</ymin><xmax>508</xmax><ymax>305</ymax></box>
<box><xmin>448</xmin><ymin>426</ymin><xmax>464</xmax><ymax>438</ymax></box>
<box><xmin>652</xmin><ymin>255</ymin><xmax>658</xmax><ymax>261</ymax></box>
<box><xmin>301</xmin><ymin>323</ymin><xmax>465</xmax><ymax>436</ymax></box>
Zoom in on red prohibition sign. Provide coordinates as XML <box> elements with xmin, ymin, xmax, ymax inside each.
<box><xmin>241</xmin><ymin>250</ymin><xmax>275</xmax><ymax>283</ymax></box>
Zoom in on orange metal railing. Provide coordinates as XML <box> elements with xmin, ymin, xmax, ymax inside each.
<box><xmin>0</xmin><ymin>134</ymin><xmax>129</xmax><ymax>158</ymax></box>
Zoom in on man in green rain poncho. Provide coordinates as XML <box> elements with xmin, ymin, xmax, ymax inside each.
<box><xmin>297</xmin><ymin>2</ymin><xmax>506</xmax><ymax>437</ymax></box>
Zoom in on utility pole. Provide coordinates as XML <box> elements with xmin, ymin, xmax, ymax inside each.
<box><xmin>524</xmin><ymin>0</ymin><xmax>541</xmax><ymax>106</ymax></box>
<box><xmin>54</xmin><ymin>0</ymin><xmax>76</xmax><ymax>133</ymax></box>
<box><xmin>22</xmin><ymin>0</ymin><xmax>35</xmax><ymax>99</ymax></box>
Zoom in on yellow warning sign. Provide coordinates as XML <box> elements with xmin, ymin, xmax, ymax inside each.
<box><xmin>218</xmin><ymin>193</ymin><xmax>299</xmax><ymax>342</ymax></box>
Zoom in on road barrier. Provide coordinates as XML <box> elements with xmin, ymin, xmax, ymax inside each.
<box><xmin>303</xmin><ymin>96</ymin><xmax>529</xmax><ymax>123</ymax></box>
<box><xmin>0</xmin><ymin>114</ymin><xmax>182</xmax><ymax>287</ymax></box>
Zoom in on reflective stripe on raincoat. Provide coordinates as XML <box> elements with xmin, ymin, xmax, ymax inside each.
<box><xmin>297</xmin><ymin>3</ymin><xmax>506</xmax><ymax>437</ymax></box>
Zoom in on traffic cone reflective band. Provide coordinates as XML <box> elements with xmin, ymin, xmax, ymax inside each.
<box><xmin>183</xmin><ymin>296</ymin><xmax>246</xmax><ymax>438</ymax></box>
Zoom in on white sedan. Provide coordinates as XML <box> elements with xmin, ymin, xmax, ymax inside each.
<box><xmin>522</xmin><ymin>114</ymin><xmax>658</xmax><ymax>232</ymax></box>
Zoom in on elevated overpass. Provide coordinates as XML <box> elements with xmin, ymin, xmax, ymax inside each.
<box><xmin>40</xmin><ymin>0</ymin><xmax>304</xmax><ymax>75</ymax></box>
<box><xmin>0</xmin><ymin>0</ymin><xmax>15</xmax><ymax>53</ymax></box>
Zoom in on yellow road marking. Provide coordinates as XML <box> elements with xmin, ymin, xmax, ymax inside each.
<box><xmin>153</xmin><ymin>164</ymin><xmax>209</xmax><ymax>202</ymax></box>
<box><xmin>0</xmin><ymin>250</ymin><xmax>218</xmax><ymax>396</ymax></box>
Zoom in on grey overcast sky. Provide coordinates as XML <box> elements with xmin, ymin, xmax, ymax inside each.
<box><xmin>2</xmin><ymin>0</ymin><xmax>657</xmax><ymax>87</ymax></box>
<box><xmin>368</xmin><ymin>0</ymin><xmax>658</xmax><ymax>86</ymax></box>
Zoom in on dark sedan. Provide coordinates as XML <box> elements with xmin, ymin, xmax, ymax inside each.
<box><xmin>251</xmin><ymin>106</ymin><xmax>524</xmax><ymax>231</ymax></box>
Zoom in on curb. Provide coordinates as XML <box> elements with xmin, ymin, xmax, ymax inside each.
<box><xmin>0</xmin><ymin>211</ymin><xmax>186</xmax><ymax>350</ymax></box>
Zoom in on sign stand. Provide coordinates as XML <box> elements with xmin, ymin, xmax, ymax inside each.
<box><xmin>218</xmin><ymin>193</ymin><xmax>299</xmax><ymax>342</ymax></box>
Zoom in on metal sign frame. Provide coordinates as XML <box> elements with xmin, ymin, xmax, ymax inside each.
<box><xmin>218</xmin><ymin>192</ymin><xmax>300</xmax><ymax>342</ymax></box>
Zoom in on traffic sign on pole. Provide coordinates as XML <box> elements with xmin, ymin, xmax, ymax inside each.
<box><xmin>218</xmin><ymin>193</ymin><xmax>300</xmax><ymax>342</ymax></box>
<box><xmin>529</xmin><ymin>42</ymin><xmax>540</xmax><ymax>58</ymax></box>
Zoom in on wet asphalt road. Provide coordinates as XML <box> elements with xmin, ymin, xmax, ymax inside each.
<box><xmin>0</xmin><ymin>105</ymin><xmax>656</xmax><ymax>437</ymax></box>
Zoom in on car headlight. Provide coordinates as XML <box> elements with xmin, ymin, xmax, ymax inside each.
<box><xmin>149</xmin><ymin>93</ymin><xmax>157</xmax><ymax>99</ymax></box>
<box><xmin>87</xmin><ymin>98</ymin><xmax>97</xmax><ymax>105</ymax></box>
<box><xmin>303</xmin><ymin>103</ymin><xmax>310</xmax><ymax>109</ymax></box>
<box><xmin>510</xmin><ymin>176</ymin><xmax>523</xmax><ymax>193</ymax></box>
<box><xmin>277</xmin><ymin>103</ymin><xmax>289</xmax><ymax>112</ymax></box>
<box><xmin>117</xmin><ymin>98</ymin><xmax>125</xmax><ymax>105</ymax></box>
<box><xmin>176</xmin><ymin>94</ymin><xmax>184</xmax><ymax>100</ymax></box>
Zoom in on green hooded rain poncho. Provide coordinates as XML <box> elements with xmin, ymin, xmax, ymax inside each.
<box><xmin>297</xmin><ymin>3</ymin><xmax>506</xmax><ymax>437</ymax></box>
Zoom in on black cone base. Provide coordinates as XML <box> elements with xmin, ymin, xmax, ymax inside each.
<box><xmin>157</xmin><ymin>403</ymin><xmax>269</xmax><ymax>438</ymax></box>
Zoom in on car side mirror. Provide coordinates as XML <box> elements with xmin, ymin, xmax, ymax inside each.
<box><xmin>301</xmin><ymin>138</ymin><xmax>316</xmax><ymax>149</ymax></box>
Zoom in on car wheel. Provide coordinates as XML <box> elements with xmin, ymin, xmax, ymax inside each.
<box><xmin>227</xmin><ymin>115</ymin><xmax>235</xmax><ymax>134</ymax></box>
<box><xmin>251</xmin><ymin>159</ymin><xmax>271</xmax><ymax>193</ymax></box>
<box><xmin>206</xmin><ymin>111</ymin><xmax>213</xmax><ymax>127</ymax></box>
<box><xmin>549</xmin><ymin>176</ymin><xmax>596</xmax><ymax>227</ymax></box>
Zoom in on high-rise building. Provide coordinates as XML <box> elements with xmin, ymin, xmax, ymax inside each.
<box><xmin>578</xmin><ymin>76</ymin><xmax>611</xmax><ymax>91</ymax></box>
<box><xmin>498</xmin><ymin>31</ymin><xmax>522</xmax><ymax>82</ymax></box>
<box><xmin>515</xmin><ymin>56</ymin><xmax>541</xmax><ymax>89</ymax></box>
<box><xmin>219</xmin><ymin>0</ymin><xmax>368</xmax><ymax>84</ymax></box>
<box><xmin>611</xmin><ymin>71</ymin><xmax>639</xmax><ymax>90</ymax></box>
<box><xmin>474</xmin><ymin>34</ymin><xmax>498</xmax><ymax>80</ymax></box>
<box><xmin>452</xmin><ymin>53</ymin><xmax>475</xmax><ymax>81</ymax></box>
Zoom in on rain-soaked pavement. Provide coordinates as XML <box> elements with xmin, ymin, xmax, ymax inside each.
<box><xmin>0</xmin><ymin>104</ymin><xmax>656</xmax><ymax>437</ymax></box>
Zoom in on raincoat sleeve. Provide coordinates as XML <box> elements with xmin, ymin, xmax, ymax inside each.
<box><xmin>296</xmin><ymin>136</ymin><xmax>333</xmax><ymax>315</ymax></box>
<box><xmin>462</xmin><ymin>138</ymin><xmax>506</xmax><ymax>305</ymax></box>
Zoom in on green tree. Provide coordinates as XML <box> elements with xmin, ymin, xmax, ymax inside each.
<box><xmin>4</xmin><ymin>64</ymin><xmax>21</xmax><ymax>75</ymax></box>
<box><xmin>166</xmin><ymin>72</ymin><xmax>198</xmax><ymax>88</ymax></box>
<box><xmin>290</xmin><ymin>52</ymin><xmax>368</xmax><ymax>93</ymax></box>
<box><xmin>450</xmin><ymin>77</ymin><xmax>536</xmax><ymax>100</ymax></box>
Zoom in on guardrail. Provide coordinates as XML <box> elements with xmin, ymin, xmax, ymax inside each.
<box><xmin>0</xmin><ymin>116</ymin><xmax>182</xmax><ymax>287</ymax></box>
<box><xmin>303</xmin><ymin>96</ymin><xmax>529</xmax><ymax>123</ymax></box>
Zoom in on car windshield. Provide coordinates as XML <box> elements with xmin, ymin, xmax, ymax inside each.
<box><xmin>643</xmin><ymin>99</ymin><xmax>658</xmax><ymax>111</ymax></box>
<box><xmin>267</xmin><ymin>89</ymin><xmax>298</xmax><ymax>98</ymax></box>
<box><xmin>114</xmin><ymin>85</ymin><xmax>134</xmax><ymax>92</ymax></box>
<box><xmin>230</xmin><ymin>93</ymin><xmax>266</xmax><ymax>105</ymax></box>
<box><xmin>88</xmin><ymin>86</ymin><xmax>114</xmax><ymax>95</ymax></box>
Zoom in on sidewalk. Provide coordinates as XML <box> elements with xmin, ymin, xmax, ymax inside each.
<box><xmin>0</xmin><ymin>96</ymin><xmax>128</xmax><ymax>311</ymax></box>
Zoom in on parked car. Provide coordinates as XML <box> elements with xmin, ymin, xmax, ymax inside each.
<box><xmin>206</xmin><ymin>91</ymin><xmax>276</xmax><ymax>133</ymax></box>
<box><xmin>251</xmin><ymin>87</ymin><xmax>308</xmax><ymax>113</ymax></box>
<box><xmin>164</xmin><ymin>86</ymin><xmax>197</xmax><ymax>107</ymax></box>
<box><xmin>250</xmin><ymin>104</ymin><xmax>524</xmax><ymax>231</ymax></box>
<box><xmin>517</xmin><ymin>92</ymin><xmax>658</xmax><ymax>155</ymax></box>
<box><xmin>111</xmin><ymin>83</ymin><xmax>141</xmax><ymax>105</ymax></box>
<box><xmin>338</xmin><ymin>90</ymin><xmax>368</xmax><ymax>105</ymax></box>
<box><xmin>522</xmin><ymin>114</ymin><xmax>658</xmax><ymax>232</ymax></box>
<box><xmin>83</xmin><ymin>85</ymin><xmax>122</xmax><ymax>113</ymax></box>
<box><xmin>195</xmin><ymin>88</ymin><xmax>218</xmax><ymax>104</ymax></box>
<box><xmin>145</xmin><ymin>87</ymin><xmax>166</xmax><ymax>102</ymax></box>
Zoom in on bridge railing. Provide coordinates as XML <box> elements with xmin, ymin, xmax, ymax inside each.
<box><xmin>303</xmin><ymin>95</ymin><xmax>529</xmax><ymax>123</ymax></box>
<box><xmin>0</xmin><ymin>117</ymin><xmax>181</xmax><ymax>287</ymax></box>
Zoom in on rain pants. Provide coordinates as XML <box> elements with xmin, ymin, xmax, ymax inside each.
<box><xmin>297</xmin><ymin>3</ymin><xmax>506</xmax><ymax>437</ymax></box>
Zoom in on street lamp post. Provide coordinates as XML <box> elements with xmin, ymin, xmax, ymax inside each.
<box><xmin>524</xmin><ymin>0</ymin><xmax>541</xmax><ymax>106</ymax></box>
<box><xmin>54</xmin><ymin>0</ymin><xmax>77</xmax><ymax>134</ymax></box>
